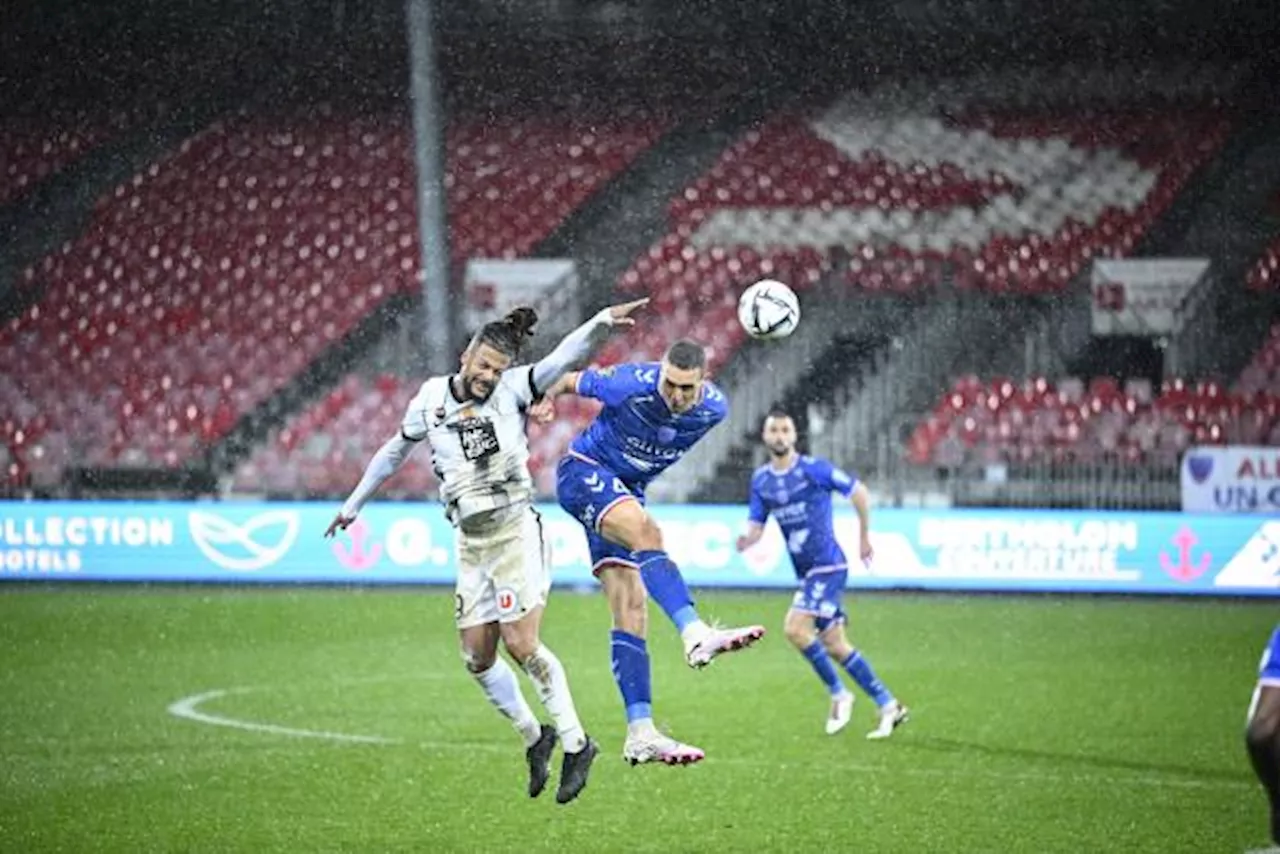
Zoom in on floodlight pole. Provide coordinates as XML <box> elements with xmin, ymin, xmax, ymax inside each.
<box><xmin>406</xmin><ymin>0</ymin><xmax>452</xmax><ymax>374</ymax></box>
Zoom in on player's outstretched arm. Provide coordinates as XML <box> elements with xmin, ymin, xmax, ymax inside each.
<box><xmin>735</xmin><ymin>521</ymin><xmax>766</xmax><ymax>552</ymax></box>
<box><xmin>526</xmin><ymin>371</ymin><xmax>582</xmax><ymax>424</ymax></box>
<box><xmin>324</xmin><ymin>433</ymin><xmax>420</xmax><ymax>537</ymax></box>
<box><xmin>529</xmin><ymin>298</ymin><xmax>648</xmax><ymax>395</ymax></box>
<box><xmin>850</xmin><ymin>482</ymin><xmax>873</xmax><ymax>563</ymax></box>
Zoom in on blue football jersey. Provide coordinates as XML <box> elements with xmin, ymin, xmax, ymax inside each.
<box><xmin>568</xmin><ymin>362</ymin><xmax>728</xmax><ymax>487</ymax></box>
<box><xmin>748</xmin><ymin>455</ymin><xmax>859</xmax><ymax>578</ymax></box>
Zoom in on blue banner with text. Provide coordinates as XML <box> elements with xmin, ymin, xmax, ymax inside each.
<box><xmin>1</xmin><ymin>501</ymin><xmax>1277</xmax><ymax>595</ymax></box>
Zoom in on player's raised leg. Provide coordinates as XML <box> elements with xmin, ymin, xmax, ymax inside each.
<box><xmin>599</xmin><ymin>562</ymin><xmax>705</xmax><ymax>766</ymax></box>
<box><xmin>459</xmin><ymin>621</ymin><xmax>555</xmax><ymax>796</ymax></box>
<box><xmin>821</xmin><ymin>621</ymin><xmax>908</xmax><ymax>739</ymax></box>
<box><xmin>783</xmin><ymin>602</ymin><xmax>854</xmax><ymax>735</ymax></box>
<box><xmin>598</xmin><ymin>497</ymin><xmax>764</xmax><ymax>668</ymax></box>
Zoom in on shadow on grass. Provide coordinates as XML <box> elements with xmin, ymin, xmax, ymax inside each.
<box><xmin>896</xmin><ymin>734</ymin><xmax>1249</xmax><ymax>784</ymax></box>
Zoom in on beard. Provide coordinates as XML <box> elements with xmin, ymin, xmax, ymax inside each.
<box><xmin>767</xmin><ymin>441</ymin><xmax>791</xmax><ymax>457</ymax></box>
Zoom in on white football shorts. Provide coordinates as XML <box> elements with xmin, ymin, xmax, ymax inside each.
<box><xmin>454</xmin><ymin>507</ymin><xmax>551</xmax><ymax>629</ymax></box>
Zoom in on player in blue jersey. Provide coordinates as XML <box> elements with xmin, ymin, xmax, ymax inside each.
<box><xmin>539</xmin><ymin>339</ymin><xmax>766</xmax><ymax>766</ymax></box>
<box><xmin>1247</xmin><ymin>625</ymin><xmax>1280</xmax><ymax>844</ymax></box>
<box><xmin>735</xmin><ymin>408</ymin><xmax>908</xmax><ymax>738</ymax></box>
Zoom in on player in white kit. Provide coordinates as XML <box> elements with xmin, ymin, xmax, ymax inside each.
<box><xmin>325</xmin><ymin>299</ymin><xmax>646</xmax><ymax>804</ymax></box>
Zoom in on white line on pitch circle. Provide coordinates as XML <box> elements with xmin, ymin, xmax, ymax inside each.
<box><xmin>165</xmin><ymin>688</ymin><xmax>1253</xmax><ymax>792</ymax></box>
<box><xmin>167</xmin><ymin>688</ymin><xmax>398</xmax><ymax>745</ymax></box>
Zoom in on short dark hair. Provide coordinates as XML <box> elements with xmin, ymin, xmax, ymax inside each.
<box><xmin>472</xmin><ymin>306</ymin><xmax>538</xmax><ymax>359</ymax></box>
<box><xmin>664</xmin><ymin>339</ymin><xmax>706</xmax><ymax>371</ymax></box>
<box><xmin>765</xmin><ymin>406</ymin><xmax>792</xmax><ymax>422</ymax></box>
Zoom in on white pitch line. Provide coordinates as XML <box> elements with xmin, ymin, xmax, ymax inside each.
<box><xmin>166</xmin><ymin>688</ymin><xmax>1253</xmax><ymax>792</ymax></box>
<box><xmin>167</xmin><ymin>689</ymin><xmax>397</xmax><ymax>745</ymax></box>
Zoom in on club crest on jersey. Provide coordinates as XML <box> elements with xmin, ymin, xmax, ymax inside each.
<box><xmin>656</xmin><ymin>426</ymin><xmax>677</xmax><ymax>445</ymax></box>
<box><xmin>433</xmin><ymin>406</ymin><xmax>447</xmax><ymax>425</ymax></box>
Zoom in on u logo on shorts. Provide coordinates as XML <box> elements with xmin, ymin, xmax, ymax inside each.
<box><xmin>496</xmin><ymin>587</ymin><xmax>518</xmax><ymax>616</ymax></box>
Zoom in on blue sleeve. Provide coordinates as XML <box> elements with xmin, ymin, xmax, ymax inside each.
<box><xmin>811</xmin><ymin>457</ymin><xmax>859</xmax><ymax>497</ymax></box>
<box><xmin>575</xmin><ymin>364</ymin><xmax>643</xmax><ymax>407</ymax></box>
<box><xmin>747</xmin><ymin>479</ymin><xmax>769</xmax><ymax>524</ymax></box>
<box><xmin>703</xmin><ymin>382</ymin><xmax>729</xmax><ymax>425</ymax></box>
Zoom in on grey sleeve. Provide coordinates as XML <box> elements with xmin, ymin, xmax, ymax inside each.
<box><xmin>528</xmin><ymin>309</ymin><xmax>614</xmax><ymax>400</ymax></box>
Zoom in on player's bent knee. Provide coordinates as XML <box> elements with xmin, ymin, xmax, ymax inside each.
<box><xmin>635</xmin><ymin>516</ymin><xmax>665</xmax><ymax>551</ymax></box>
<box><xmin>783</xmin><ymin>611</ymin><xmax>816</xmax><ymax>648</ymax></box>
<box><xmin>460</xmin><ymin>645</ymin><xmax>497</xmax><ymax>674</ymax></box>
<box><xmin>1249</xmin><ymin>710</ymin><xmax>1280</xmax><ymax>747</ymax></box>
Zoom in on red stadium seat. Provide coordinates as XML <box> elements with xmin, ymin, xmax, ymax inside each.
<box><xmin>1</xmin><ymin>110</ymin><xmax>666</xmax><ymax>478</ymax></box>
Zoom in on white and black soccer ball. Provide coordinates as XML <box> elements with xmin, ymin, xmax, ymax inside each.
<box><xmin>737</xmin><ymin>279</ymin><xmax>800</xmax><ymax>340</ymax></box>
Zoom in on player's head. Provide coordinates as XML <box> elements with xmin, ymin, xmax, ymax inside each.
<box><xmin>762</xmin><ymin>407</ymin><xmax>797</xmax><ymax>458</ymax></box>
<box><xmin>660</xmin><ymin>339</ymin><xmax>706</xmax><ymax>414</ymax></box>
<box><xmin>460</xmin><ymin>306</ymin><xmax>538</xmax><ymax>401</ymax></box>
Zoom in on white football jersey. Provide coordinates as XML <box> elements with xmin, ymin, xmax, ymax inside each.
<box><xmin>401</xmin><ymin>366</ymin><xmax>539</xmax><ymax>533</ymax></box>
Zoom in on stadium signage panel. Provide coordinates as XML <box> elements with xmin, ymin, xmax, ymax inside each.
<box><xmin>462</xmin><ymin>258</ymin><xmax>580</xmax><ymax>339</ymax></box>
<box><xmin>1090</xmin><ymin>258</ymin><xmax>1209</xmax><ymax>336</ymax></box>
<box><xmin>0</xmin><ymin>501</ymin><xmax>1275</xmax><ymax>595</ymax></box>
<box><xmin>1181</xmin><ymin>445</ymin><xmax>1280</xmax><ymax>515</ymax></box>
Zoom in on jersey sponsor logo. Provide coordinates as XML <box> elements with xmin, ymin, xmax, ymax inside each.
<box><xmin>188</xmin><ymin>509</ymin><xmax>300</xmax><ymax>572</ymax></box>
<box><xmin>623</xmin><ymin>435</ymin><xmax>683</xmax><ymax>460</ymax></box>
<box><xmin>496</xmin><ymin>587</ymin><xmax>518</xmax><ymax>616</ymax></box>
<box><xmin>621</xmin><ymin>453</ymin><xmax>659</xmax><ymax>473</ymax></box>
<box><xmin>787</xmin><ymin>528</ymin><xmax>810</xmax><ymax>555</ymax></box>
<box><xmin>452</xmin><ymin>416</ymin><xmax>500</xmax><ymax>462</ymax></box>
<box><xmin>774</xmin><ymin>502</ymin><xmax>808</xmax><ymax>524</ymax></box>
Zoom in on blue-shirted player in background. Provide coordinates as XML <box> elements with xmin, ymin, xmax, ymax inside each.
<box><xmin>540</xmin><ymin>339</ymin><xmax>766</xmax><ymax>766</ymax></box>
<box><xmin>735</xmin><ymin>407</ymin><xmax>908</xmax><ymax>738</ymax></box>
<box><xmin>1247</xmin><ymin>625</ymin><xmax>1280</xmax><ymax>845</ymax></box>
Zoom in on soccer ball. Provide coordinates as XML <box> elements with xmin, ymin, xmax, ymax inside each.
<box><xmin>738</xmin><ymin>280</ymin><xmax>800</xmax><ymax>340</ymax></box>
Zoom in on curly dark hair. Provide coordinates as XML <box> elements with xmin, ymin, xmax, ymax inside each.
<box><xmin>472</xmin><ymin>306</ymin><xmax>538</xmax><ymax>358</ymax></box>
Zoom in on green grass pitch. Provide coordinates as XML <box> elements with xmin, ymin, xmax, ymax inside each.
<box><xmin>0</xmin><ymin>585</ymin><xmax>1273</xmax><ymax>852</ymax></box>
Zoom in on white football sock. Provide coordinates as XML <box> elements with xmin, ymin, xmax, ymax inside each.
<box><xmin>626</xmin><ymin>717</ymin><xmax>659</xmax><ymax>738</ymax></box>
<box><xmin>521</xmin><ymin>644</ymin><xmax>588</xmax><ymax>753</ymax></box>
<box><xmin>472</xmin><ymin>658</ymin><xmax>542</xmax><ymax>748</ymax></box>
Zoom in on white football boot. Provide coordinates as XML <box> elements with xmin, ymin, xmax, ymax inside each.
<box><xmin>825</xmin><ymin>691</ymin><xmax>855</xmax><ymax>735</ymax></box>
<box><xmin>684</xmin><ymin>623</ymin><xmax>766</xmax><ymax>669</ymax></box>
<box><xmin>622</xmin><ymin>730</ymin><xmax>706</xmax><ymax>766</ymax></box>
<box><xmin>866</xmin><ymin>701</ymin><xmax>910</xmax><ymax>740</ymax></box>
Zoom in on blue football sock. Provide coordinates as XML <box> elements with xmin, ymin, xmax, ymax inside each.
<box><xmin>801</xmin><ymin>640</ymin><xmax>844</xmax><ymax>696</ymax></box>
<box><xmin>610</xmin><ymin>630</ymin><xmax>653</xmax><ymax>723</ymax></box>
<box><xmin>842</xmin><ymin>650</ymin><xmax>894</xmax><ymax>707</ymax></box>
<box><xmin>635</xmin><ymin>549</ymin><xmax>699</xmax><ymax>633</ymax></box>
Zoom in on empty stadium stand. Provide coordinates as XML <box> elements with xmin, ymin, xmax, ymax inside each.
<box><xmin>1</xmin><ymin>109</ymin><xmax>665</xmax><ymax>491</ymax></box>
